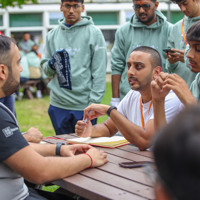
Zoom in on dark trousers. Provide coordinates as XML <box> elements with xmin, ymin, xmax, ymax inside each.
<box><xmin>48</xmin><ymin>105</ymin><xmax>97</xmax><ymax>135</ymax></box>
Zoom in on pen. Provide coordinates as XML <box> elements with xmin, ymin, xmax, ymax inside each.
<box><xmin>84</xmin><ymin>110</ymin><xmax>91</xmax><ymax>123</ymax></box>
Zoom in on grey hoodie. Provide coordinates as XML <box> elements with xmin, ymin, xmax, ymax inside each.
<box><xmin>111</xmin><ymin>10</ymin><xmax>173</xmax><ymax>99</ymax></box>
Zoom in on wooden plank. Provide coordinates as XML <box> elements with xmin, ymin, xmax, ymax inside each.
<box><xmin>97</xmin><ymin>161</ymin><xmax>153</xmax><ymax>186</ymax></box>
<box><xmin>119</xmin><ymin>145</ymin><xmax>153</xmax><ymax>158</ymax></box>
<box><xmin>79</xmin><ymin>168</ymin><xmax>154</xmax><ymax>199</ymax></box>
<box><xmin>101</xmin><ymin>148</ymin><xmax>153</xmax><ymax>162</ymax></box>
<box><xmin>43</xmin><ymin>138</ymin><xmax>67</xmax><ymax>144</ymax></box>
<box><xmin>53</xmin><ymin>174</ymin><xmax>148</xmax><ymax>200</ymax></box>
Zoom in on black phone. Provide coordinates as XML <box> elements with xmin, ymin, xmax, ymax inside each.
<box><xmin>119</xmin><ymin>161</ymin><xmax>153</xmax><ymax>168</ymax></box>
<box><xmin>163</xmin><ymin>48</ymin><xmax>175</xmax><ymax>53</ymax></box>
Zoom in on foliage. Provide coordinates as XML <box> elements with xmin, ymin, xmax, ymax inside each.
<box><xmin>0</xmin><ymin>0</ymin><xmax>37</xmax><ymax>8</ymax></box>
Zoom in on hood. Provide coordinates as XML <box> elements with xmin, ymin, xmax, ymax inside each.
<box><xmin>183</xmin><ymin>15</ymin><xmax>200</xmax><ymax>33</ymax></box>
<box><xmin>185</xmin><ymin>14</ymin><xmax>200</xmax><ymax>25</ymax></box>
<box><xmin>58</xmin><ymin>16</ymin><xmax>94</xmax><ymax>30</ymax></box>
<box><xmin>130</xmin><ymin>10</ymin><xmax>167</xmax><ymax>29</ymax></box>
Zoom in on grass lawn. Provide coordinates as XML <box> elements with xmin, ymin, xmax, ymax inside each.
<box><xmin>15</xmin><ymin>81</ymin><xmax>112</xmax><ymax>137</ymax></box>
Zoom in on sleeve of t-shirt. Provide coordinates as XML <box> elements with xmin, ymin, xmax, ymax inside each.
<box><xmin>0</xmin><ymin>106</ymin><xmax>29</xmax><ymax>162</ymax></box>
<box><xmin>162</xmin><ymin>90</ymin><xmax>183</xmax><ymax>124</ymax></box>
<box><xmin>117</xmin><ymin>90</ymin><xmax>132</xmax><ymax>118</ymax></box>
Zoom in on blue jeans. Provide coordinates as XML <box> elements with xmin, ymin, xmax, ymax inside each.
<box><xmin>48</xmin><ymin>105</ymin><xmax>97</xmax><ymax>135</ymax></box>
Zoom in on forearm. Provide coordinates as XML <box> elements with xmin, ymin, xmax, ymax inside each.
<box><xmin>153</xmin><ymin>99</ymin><xmax>166</xmax><ymax>131</ymax></box>
<box><xmin>181</xmin><ymin>93</ymin><xmax>197</xmax><ymax>106</ymax></box>
<box><xmin>91</xmin><ymin>122</ymin><xmax>112</xmax><ymax>138</ymax></box>
<box><xmin>112</xmin><ymin>74</ymin><xmax>121</xmax><ymax>98</ymax></box>
<box><xmin>29</xmin><ymin>143</ymin><xmax>57</xmax><ymax>156</ymax></box>
<box><xmin>34</xmin><ymin>154</ymin><xmax>91</xmax><ymax>184</ymax></box>
<box><xmin>109</xmin><ymin>109</ymin><xmax>151</xmax><ymax>150</ymax></box>
<box><xmin>5</xmin><ymin>146</ymin><xmax>91</xmax><ymax>185</ymax></box>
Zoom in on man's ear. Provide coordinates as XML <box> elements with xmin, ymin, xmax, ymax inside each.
<box><xmin>81</xmin><ymin>4</ymin><xmax>85</xmax><ymax>12</ymax></box>
<box><xmin>153</xmin><ymin>66</ymin><xmax>162</xmax><ymax>80</ymax></box>
<box><xmin>154</xmin><ymin>1</ymin><xmax>159</xmax><ymax>10</ymax></box>
<box><xmin>60</xmin><ymin>3</ymin><xmax>63</xmax><ymax>12</ymax></box>
<box><xmin>0</xmin><ymin>64</ymin><xmax>8</xmax><ymax>81</ymax></box>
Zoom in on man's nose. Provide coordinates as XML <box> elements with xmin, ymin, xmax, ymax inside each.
<box><xmin>127</xmin><ymin>66</ymin><xmax>135</xmax><ymax>75</ymax></box>
<box><xmin>186</xmin><ymin>48</ymin><xmax>193</xmax><ymax>59</ymax></box>
<box><xmin>139</xmin><ymin>7</ymin><xmax>145</xmax><ymax>12</ymax></box>
<box><xmin>69</xmin><ymin>6</ymin><xmax>74</xmax><ymax>12</ymax></box>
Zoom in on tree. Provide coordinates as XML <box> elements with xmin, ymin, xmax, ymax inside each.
<box><xmin>0</xmin><ymin>0</ymin><xmax>38</xmax><ymax>8</ymax></box>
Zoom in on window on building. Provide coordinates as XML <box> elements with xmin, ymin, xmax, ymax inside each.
<box><xmin>162</xmin><ymin>11</ymin><xmax>184</xmax><ymax>24</ymax></box>
<box><xmin>49</xmin><ymin>12</ymin><xmax>63</xmax><ymax>25</ymax></box>
<box><xmin>10</xmin><ymin>13</ymin><xmax>42</xmax><ymax>27</ymax></box>
<box><xmin>0</xmin><ymin>15</ymin><xmax>3</xmax><ymax>26</ymax></box>
<box><xmin>101</xmin><ymin>29</ymin><xmax>116</xmax><ymax>51</ymax></box>
<box><xmin>125</xmin><ymin>11</ymin><xmax>134</xmax><ymax>22</ymax></box>
<box><xmin>87</xmin><ymin>12</ymin><xmax>119</xmax><ymax>25</ymax></box>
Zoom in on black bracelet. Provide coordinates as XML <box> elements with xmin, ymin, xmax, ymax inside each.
<box><xmin>56</xmin><ymin>142</ymin><xmax>65</xmax><ymax>156</ymax></box>
<box><xmin>107</xmin><ymin>106</ymin><xmax>117</xmax><ymax>116</ymax></box>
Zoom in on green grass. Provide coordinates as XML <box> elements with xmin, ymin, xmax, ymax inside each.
<box><xmin>15</xmin><ymin>82</ymin><xmax>112</xmax><ymax>137</ymax></box>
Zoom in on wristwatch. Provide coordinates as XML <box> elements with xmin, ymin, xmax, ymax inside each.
<box><xmin>107</xmin><ymin>106</ymin><xmax>117</xmax><ymax>116</ymax></box>
<box><xmin>56</xmin><ymin>142</ymin><xmax>65</xmax><ymax>156</ymax></box>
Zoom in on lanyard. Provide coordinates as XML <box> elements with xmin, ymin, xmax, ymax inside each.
<box><xmin>140</xmin><ymin>96</ymin><xmax>153</xmax><ymax>128</ymax></box>
<box><xmin>182</xmin><ymin>17</ymin><xmax>187</xmax><ymax>46</ymax></box>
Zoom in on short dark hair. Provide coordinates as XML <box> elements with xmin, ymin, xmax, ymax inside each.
<box><xmin>61</xmin><ymin>0</ymin><xmax>84</xmax><ymax>3</ymax></box>
<box><xmin>186</xmin><ymin>20</ymin><xmax>200</xmax><ymax>43</ymax></box>
<box><xmin>132</xmin><ymin>46</ymin><xmax>162</xmax><ymax>69</ymax></box>
<box><xmin>153</xmin><ymin>105</ymin><xmax>200</xmax><ymax>200</ymax></box>
<box><xmin>133</xmin><ymin>0</ymin><xmax>157</xmax><ymax>3</ymax></box>
<box><xmin>0</xmin><ymin>35</ymin><xmax>16</xmax><ymax>69</ymax></box>
<box><xmin>169</xmin><ymin>0</ymin><xmax>188</xmax><ymax>4</ymax></box>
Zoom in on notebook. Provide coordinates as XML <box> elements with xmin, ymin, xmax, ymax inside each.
<box><xmin>67</xmin><ymin>136</ymin><xmax>130</xmax><ymax>148</ymax></box>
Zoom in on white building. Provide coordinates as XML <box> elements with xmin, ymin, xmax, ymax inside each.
<box><xmin>0</xmin><ymin>0</ymin><xmax>182</xmax><ymax>71</ymax></box>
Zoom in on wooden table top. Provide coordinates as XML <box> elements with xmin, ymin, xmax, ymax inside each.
<box><xmin>43</xmin><ymin>134</ymin><xmax>155</xmax><ymax>200</ymax></box>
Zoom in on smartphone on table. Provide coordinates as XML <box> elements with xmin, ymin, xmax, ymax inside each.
<box><xmin>119</xmin><ymin>161</ymin><xmax>154</xmax><ymax>168</ymax></box>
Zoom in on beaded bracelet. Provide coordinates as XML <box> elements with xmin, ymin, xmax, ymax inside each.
<box><xmin>84</xmin><ymin>153</ymin><xmax>93</xmax><ymax>168</ymax></box>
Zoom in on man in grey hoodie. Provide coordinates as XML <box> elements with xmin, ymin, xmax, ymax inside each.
<box><xmin>41</xmin><ymin>0</ymin><xmax>107</xmax><ymax>135</ymax></box>
<box><xmin>165</xmin><ymin>0</ymin><xmax>200</xmax><ymax>87</ymax></box>
<box><xmin>110</xmin><ymin>0</ymin><xmax>172</xmax><ymax>107</ymax></box>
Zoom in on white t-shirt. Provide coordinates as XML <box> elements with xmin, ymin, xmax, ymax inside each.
<box><xmin>117</xmin><ymin>90</ymin><xmax>183</xmax><ymax>127</ymax></box>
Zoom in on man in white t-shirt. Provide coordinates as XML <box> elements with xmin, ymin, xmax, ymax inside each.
<box><xmin>75</xmin><ymin>46</ymin><xmax>182</xmax><ymax>151</ymax></box>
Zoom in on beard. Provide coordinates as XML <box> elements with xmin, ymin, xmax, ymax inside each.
<box><xmin>2</xmin><ymin>71</ymin><xmax>20</xmax><ymax>96</ymax></box>
<box><xmin>138</xmin><ymin>12</ymin><xmax>156</xmax><ymax>25</ymax></box>
<box><xmin>129</xmin><ymin>72</ymin><xmax>153</xmax><ymax>92</ymax></box>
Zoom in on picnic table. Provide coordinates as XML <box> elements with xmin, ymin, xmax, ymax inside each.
<box><xmin>43</xmin><ymin>134</ymin><xmax>155</xmax><ymax>200</ymax></box>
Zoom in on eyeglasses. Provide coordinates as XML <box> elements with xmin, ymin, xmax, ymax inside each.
<box><xmin>132</xmin><ymin>4</ymin><xmax>153</xmax><ymax>11</ymax></box>
<box><xmin>63</xmin><ymin>4</ymin><xmax>82</xmax><ymax>11</ymax></box>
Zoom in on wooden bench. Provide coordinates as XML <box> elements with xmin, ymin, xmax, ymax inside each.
<box><xmin>20</xmin><ymin>80</ymin><xmax>41</xmax><ymax>99</ymax></box>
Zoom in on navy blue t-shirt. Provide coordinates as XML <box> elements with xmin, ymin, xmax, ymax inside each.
<box><xmin>0</xmin><ymin>103</ymin><xmax>28</xmax><ymax>162</ymax></box>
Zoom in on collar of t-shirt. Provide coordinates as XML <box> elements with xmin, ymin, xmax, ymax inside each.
<box><xmin>65</xmin><ymin>24</ymin><xmax>72</xmax><ymax>27</ymax></box>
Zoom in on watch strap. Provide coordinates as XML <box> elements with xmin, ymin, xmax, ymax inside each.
<box><xmin>107</xmin><ymin>106</ymin><xmax>117</xmax><ymax>116</ymax></box>
<box><xmin>56</xmin><ymin>142</ymin><xmax>65</xmax><ymax>156</ymax></box>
